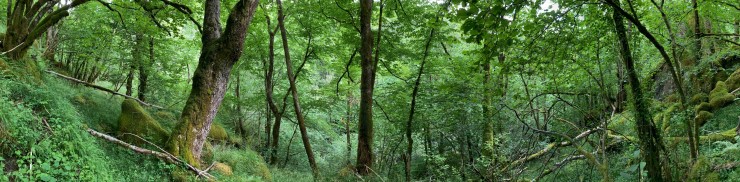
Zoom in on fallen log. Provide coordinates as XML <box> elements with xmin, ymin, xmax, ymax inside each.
<box><xmin>45</xmin><ymin>70</ymin><xmax>164</xmax><ymax>109</ymax></box>
<box><xmin>86</xmin><ymin>128</ymin><xmax>214</xmax><ymax>180</ymax></box>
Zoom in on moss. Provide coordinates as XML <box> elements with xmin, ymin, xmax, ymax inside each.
<box><xmin>208</xmin><ymin>123</ymin><xmax>228</xmax><ymax>142</ymax></box>
<box><xmin>726</xmin><ymin>68</ymin><xmax>740</xmax><ymax>91</ymax></box>
<box><xmin>171</xmin><ymin>169</ymin><xmax>191</xmax><ymax>182</ymax></box>
<box><xmin>695</xmin><ymin>102</ymin><xmax>712</xmax><ymax>113</ymax></box>
<box><xmin>690</xmin><ymin>93</ymin><xmax>709</xmax><ymax>105</ymax></box>
<box><xmin>214</xmin><ymin>147</ymin><xmax>272</xmax><ymax>181</ymax></box>
<box><xmin>73</xmin><ymin>95</ymin><xmax>87</xmax><ymax>104</ymax></box>
<box><xmin>213</xmin><ymin>162</ymin><xmax>233</xmax><ymax>176</ymax></box>
<box><xmin>708</xmin><ymin>81</ymin><xmax>736</xmax><ymax>109</ymax></box>
<box><xmin>117</xmin><ymin>99</ymin><xmax>169</xmax><ymax>146</ymax></box>
<box><xmin>695</xmin><ymin>111</ymin><xmax>713</xmax><ymax>127</ymax></box>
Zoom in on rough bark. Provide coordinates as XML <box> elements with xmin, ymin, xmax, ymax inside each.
<box><xmin>276</xmin><ymin>0</ymin><xmax>319</xmax><ymax>177</ymax></box>
<box><xmin>612</xmin><ymin>4</ymin><xmax>665</xmax><ymax>181</ymax></box>
<box><xmin>356</xmin><ymin>0</ymin><xmax>376</xmax><ymax>175</ymax></box>
<box><xmin>167</xmin><ymin>0</ymin><xmax>259</xmax><ymax>167</ymax></box>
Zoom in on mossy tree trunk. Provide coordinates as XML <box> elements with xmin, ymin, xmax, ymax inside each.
<box><xmin>357</xmin><ymin>0</ymin><xmax>376</xmax><ymax>175</ymax></box>
<box><xmin>611</xmin><ymin>3</ymin><xmax>666</xmax><ymax>181</ymax></box>
<box><xmin>275</xmin><ymin>0</ymin><xmax>319</xmax><ymax>177</ymax></box>
<box><xmin>2</xmin><ymin>0</ymin><xmax>90</xmax><ymax>60</ymax></box>
<box><xmin>167</xmin><ymin>0</ymin><xmax>259</xmax><ymax>167</ymax></box>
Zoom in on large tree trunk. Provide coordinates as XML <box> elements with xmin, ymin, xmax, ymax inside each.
<box><xmin>167</xmin><ymin>0</ymin><xmax>259</xmax><ymax>167</ymax></box>
<box><xmin>612</xmin><ymin>3</ymin><xmax>666</xmax><ymax>181</ymax></box>
<box><xmin>275</xmin><ymin>0</ymin><xmax>319</xmax><ymax>177</ymax></box>
<box><xmin>357</xmin><ymin>0</ymin><xmax>376</xmax><ymax>175</ymax></box>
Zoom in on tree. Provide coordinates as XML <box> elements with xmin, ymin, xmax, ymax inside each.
<box><xmin>611</xmin><ymin>2</ymin><xmax>666</xmax><ymax>181</ymax></box>
<box><xmin>356</xmin><ymin>0</ymin><xmax>376</xmax><ymax>175</ymax></box>
<box><xmin>275</xmin><ymin>0</ymin><xmax>319</xmax><ymax>177</ymax></box>
<box><xmin>166</xmin><ymin>0</ymin><xmax>260</xmax><ymax>167</ymax></box>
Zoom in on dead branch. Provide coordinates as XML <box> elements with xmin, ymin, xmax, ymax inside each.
<box><xmin>45</xmin><ymin>70</ymin><xmax>164</xmax><ymax>109</ymax></box>
<box><xmin>86</xmin><ymin>129</ymin><xmax>214</xmax><ymax>179</ymax></box>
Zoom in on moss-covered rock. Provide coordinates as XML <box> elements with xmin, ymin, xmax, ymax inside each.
<box><xmin>688</xmin><ymin>157</ymin><xmax>721</xmax><ymax>182</ymax></box>
<box><xmin>695</xmin><ymin>102</ymin><xmax>712</xmax><ymax>113</ymax></box>
<box><xmin>695</xmin><ymin>111</ymin><xmax>713</xmax><ymax>127</ymax></box>
<box><xmin>213</xmin><ymin>162</ymin><xmax>233</xmax><ymax>176</ymax></box>
<box><xmin>690</xmin><ymin>93</ymin><xmax>709</xmax><ymax>105</ymax></box>
<box><xmin>208</xmin><ymin>123</ymin><xmax>228</xmax><ymax>142</ymax></box>
<box><xmin>214</xmin><ymin>147</ymin><xmax>272</xmax><ymax>181</ymax></box>
<box><xmin>117</xmin><ymin>99</ymin><xmax>169</xmax><ymax>146</ymax></box>
<box><xmin>708</xmin><ymin>81</ymin><xmax>736</xmax><ymax>109</ymax></box>
<box><xmin>726</xmin><ymin>68</ymin><xmax>740</xmax><ymax>91</ymax></box>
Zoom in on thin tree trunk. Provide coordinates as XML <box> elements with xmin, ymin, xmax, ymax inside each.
<box><xmin>612</xmin><ymin>3</ymin><xmax>665</xmax><ymax>181</ymax></box>
<box><xmin>138</xmin><ymin>36</ymin><xmax>153</xmax><ymax>102</ymax></box>
<box><xmin>605</xmin><ymin>0</ymin><xmax>687</xmax><ymax>105</ymax></box>
<box><xmin>276</xmin><ymin>0</ymin><xmax>319</xmax><ymax>177</ymax></box>
<box><xmin>689</xmin><ymin>0</ymin><xmax>702</xmax><ymax>162</ymax></box>
<box><xmin>405</xmin><ymin>28</ymin><xmax>434</xmax><ymax>182</ymax></box>
<box><xmin>346</xmin><ymin>81</ymin><xmax>353</xmax><ymax>165</ymax></box>
<box><xmin>357</xmin><ymin>0</ymin><xmax>376</xmax><ymax>175</ymax></box>
<box><xmin>167</xmin><ymin>0</ymin><xmax>259</xmax><ymax>167</ymax></box>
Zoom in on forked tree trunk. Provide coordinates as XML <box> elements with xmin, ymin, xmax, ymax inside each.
<box><xmin>612</xmin><ymin>3</ymin><xmax>666</xmax><ymax>181</ymax></box>
<box><xmin>357</xmin><ymin>0</ymin><xmax>376</xmax><ymax>175</ymax></box>
<box><xmin>167</xmin><ymin>0</ymin><xmax>259</xmax><ymax>167</ymax></box>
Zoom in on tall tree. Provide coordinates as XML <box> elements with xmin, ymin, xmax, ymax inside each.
<box><xmin>166</xmin><ymin>0</ymin><xmax>259</xmax><ymax>167</ymax></box>
<box><xmin>356</xmin><ymin>0</ymin><xmax>376</xmax><ymax>175</ymax></box>
<box><xmin>275</xmin><ymin>0</ymin><xmax>319</xmax><ymax>177</ymax></box>
<box><xmin>611</xmin><ymin>2</ymin><xmax>666</xmax><ymax>181</ymax></box>
<box><xmin>405</xmin><ymin>28</ymin><xmax>434</xmax><ymax>181</ymax></box>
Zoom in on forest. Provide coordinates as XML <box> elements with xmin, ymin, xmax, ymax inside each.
<box><xmin>0</xmin><ymin>0</ymin><xmax>739</xmax><ymax>181</ymax></box>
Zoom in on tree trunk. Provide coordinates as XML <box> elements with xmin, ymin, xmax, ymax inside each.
<box><xmin>263</xmin><ymin>10</ymin><xmax>285</xmax><ymax>166</ymax></box>
<box><xmin>689</xmin><ymin>0</ymin><xmax>702</xmax><ymax>162</ymax></box>
<box><xmin>138</xmin><ymin>36</ymin><xmax>153</xmax><ymax>102</ymax></box>
<box><xmin>43</xmin><ymin>24</ymin><xmax>60</xmax><ymax>62</ymax></box>
<box><xmin>356</xmin><ymin>0</ymin><xmax>376</xmax><ymax>175</ymax></box>
<box><xmin>405</xmin><ymin>28</ymin><xmax>434</xmax><ymax>182</ymax></box>
<box><xmin>125</xmin><ymin>64</ymin><xmax>135</xmax><ymax>96</ymax></box>
<box><xmin>167</xmin><ymin>0</ymin><xmax>259</xmax><ymax>167</ymax></box>
<box><xmin>612</xmin><ymin>4</ymin><xmax>665</xmax><ymax>181</ymax></box>
<box><xmin>275</xmin><ymin>0</ymin><xmax>319</xmax><ymax>177</ymax></box>
<box><xmin>346</xmin><ymin>80</ymin><xmax>353</xmax><ymax>165</ymax></box>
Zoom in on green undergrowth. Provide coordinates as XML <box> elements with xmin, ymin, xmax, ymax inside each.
<box><xmin>0</xmin><ymin>75</ymin><xmax>176</xmax><ymax>181</ymax></box>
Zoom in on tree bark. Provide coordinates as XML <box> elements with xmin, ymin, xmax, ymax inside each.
<box><xmin>263</xmin><ymin>10</ymin><xmax>284</xmax><ymax>165</ymax></box>
<box><xmin>612</xmin><ymin>3</ymin><xmax>666</xmax><ymax>181</ymax></box>
<box><xmin>275</xmin><ymin>0</ymin><xmax>319</xmax><ymax>177</ymax></box>
<box><xmin>689</xmin><ymin>0</ymin><xmax>702</xmax><ymax>162</ymax></box>
<box><xmin>356</xmin><ymin>0</ymin><xmax>376</xmax><ymax>175</ymax></box>
<box><xmin>167</xmin><ymin>0</ymin><xmax>259</xmax><ymax>167</ymax></box>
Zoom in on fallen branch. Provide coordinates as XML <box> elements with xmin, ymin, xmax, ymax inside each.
<box><xmin>45</xmin><ymin>70</ymin><xmax>164</xmax><ymax>109</ymax></box>
<box><xmin>86</xmin><ymin>129</ymin><xmax>214</xmax><ymax>179</ymax></box>
<box><xmin>714</xmin><ymin>161</ymin><xmax>740</xmax><ymax>171</ymax></box>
